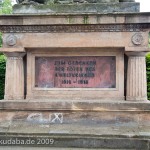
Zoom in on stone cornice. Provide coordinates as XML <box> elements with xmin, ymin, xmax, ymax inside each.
<box><xmin>0</xmin><ymin>24</ymin><xmax>150</xmax><ymax>33</ymax></box>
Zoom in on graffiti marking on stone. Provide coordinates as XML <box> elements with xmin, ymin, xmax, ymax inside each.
<box><xmin>27</xmin><ymin>113</ymin><xmax>43</xmax><ymax>123</ymax></box>
<box><xmin>27</xmin><ymin>113</ymin><xmax>63</xmax><ymax>124</ymax></box>
<box><xmin>51</xmin><ymin>113</ymin><xmax>63</xmax><ymax>124</ymax></box>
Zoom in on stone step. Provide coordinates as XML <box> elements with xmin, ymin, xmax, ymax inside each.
<box><xmin>0</xmin><ymin>100</ymin><xmax>149</xmax><ymax>149</ymax></box>
<box><xmin>0</xmin><ymin>110</ymin><xmax>150</xmax><ymax>149</ymax></box>
<box><xmin>0</xmin><ymin>132</ymin><xmax>149</xmax><ymax>149</ymax></box>
<box><xmin>0</xmin><ymin>100</ymin><xmax>149</xmax><ymax>111</ymax></box>
<box><xmin>0</xmin><ymin>101</ymin><xmax>150</xmax><ymax>137</ymax></box>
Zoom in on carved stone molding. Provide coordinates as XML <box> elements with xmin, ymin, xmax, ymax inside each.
<box><xmin>4</xmin><ymin>52</ymin><xmax>26</xmax><ymax>58</ymax></box>
<box><xmin>0</xmin><ymin>24</ymin><xmax>149</xmax><ymax>33</ymax></box>
<box><xmin>132</xmin><ymin>33</ymin><xmax>144</xmax><ymax>46</ymax></box>
<box><xmin>8</xmin><ymin>57</ymin><xmax>23</xmax><ymax>60</ymax></box>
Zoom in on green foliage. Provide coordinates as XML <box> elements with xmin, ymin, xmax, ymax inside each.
<box><xmin>0</xmin><ymin>54</ymin><xmax>6</xmax><ymax>100</ymax></box>
<box><xmin>147</xmin><ymin>33</ymin><xmax>150</xmax><ymax>100</ymax></box>
<box><xmin>149</xmin><ymin>33</ymin><xmax>150</xmax><ymax>48</ymax></box>
<box><xmin>0</xmin><ymin>0</ymin><xmax>12</xmax><ymax>15</ymax></box>
<box><xmin>146</xmin><ymin>53</ymin><xmax>150</xmax><ymax>100</ymax></box>
<box><xmin>0</xmin><ymin>32</ymin><xmax>5</xmax><ymax>99</ymax></box>
<box><xmin>0</xmin><ymin>32</ymin><xmax>2</xmax><ymax>47</ymax></box>
<box><xmin>0</xmin><ymin>29</ymin><xmax>5</xmax><ymax>100</ymax></box>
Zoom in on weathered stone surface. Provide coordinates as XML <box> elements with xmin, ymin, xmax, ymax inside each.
<box><xmin>0</xmin><ymin>100</ymin><xmax>150</xmax><ymax>111</ymax></box>
<box><xmin>4</xmin><ymin>52</ymin><xmax>26</xmax><ymax>100</ymax></box>
<box><xmin>0</xmin><ymin>101</ymin><xmax>150</xmax><ymax>136</ymax></box>
<box><xmin>126</xmin><ymin>52</ymin><xmax>147</xmax><ymax>101</ymax></box>
<box><xmin>0</xmin><ymin>135</ymin><xmax>149</xmax><ymax>149</ymax></box>
<box><xmin>0</xmin><ymin>127</ymin><xmax>149</xmax><ymax>149</ymax></box>
<box><xmin>0</xmin><ymin>104</ymin><xmax>149</xmax><ymax>149</ymax></box>
<box><xmin>0</xmin><ymin>13</ymin><xmax>150</xmax><ymax>101</ymax></box>
<box><xmin>13</xmin><ymin>2</ymin><xmax>140</xmax><ymax>14</ymax></box>
<box><xmin>81</xmin><ymin>0</ymin><xmax>119</xmax><ymax>3</ymax></box>
<box><xmin>17</xmin><ymin>0</ymin><xmax>134</xmax><ymax>4</ymax></box>
<box><xmin>0</xmin><ymin>13</ymin><xmax>150</xmax><ymax>26</ymax></box>
<box><xmin>120</xmin><ymin>0</ymin><xmax>135</xmax><ymax>2</ymax></box>
<box><xmin>0</xmin><ymin>2</ymin><xmax>149</xmax><ymax>150</ymax></box>
<box><xmin>17</xmin><ymin>0</ymin><xmax>120</xmax><ymax>4</ymax></box>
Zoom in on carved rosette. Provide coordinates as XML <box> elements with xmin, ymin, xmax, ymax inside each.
<box><xmin>6</xmin><ymin>34</ymin><xmax>17</xmax><ymax>46</ymax></box>
<box><xmin>131</xmin><ymin>33</ymin><xmax>144</xmax><ymax>46</ymax></box>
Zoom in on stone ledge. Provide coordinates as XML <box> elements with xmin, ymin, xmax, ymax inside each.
<box><xmin>0</xmin><ymin>48</ymin><xmax>25</xmax><ymax>53</ymax></box>
<box><xmin>0</xmin><ymin>110</ymin><xmax>150</xmax><ymax>135</ymax></box>
<box><xmin>13</xmin><ymin>2</ymin><xmax>140</xmax><ymax>14</ymax></box>
<box><xmin>0</xmin><ymin>13</ymin><xmax>150</xmax><ymax>26</ymax></box>
<box><xmin>0</xmin><ymin>100</ymin><xmax>149</xmax><ymax>111</ymax></box>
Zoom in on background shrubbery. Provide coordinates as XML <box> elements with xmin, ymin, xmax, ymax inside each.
<box><xmin>146</xmin><ymin>53</ymin><xmax>150</xmax><ymax>100</ymax></box>
<box><xmin>0</xmin><ymin>30</ymin><xmax>6</xmax><ymax>100</ymax></box>
<box><xmin>146</xmin><ymin>34</ymin><xmax>150</xmax><ymax>100</ymax></box>
<box><xmin>0</xmin><ymin>54</ymin><xmax>6</xmax><ymax>100</ymax></box>
<box><xmin>0</xmin><ymin>0</ymin><xmax>12</xmax><ymax>14</ymax></box>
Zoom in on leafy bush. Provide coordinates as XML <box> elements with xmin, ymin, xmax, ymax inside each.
<box><xmin>0</xmin><ymin>32</ymin><xmax>6</xmax><ymax>99</ymax></box>
<box><xmin>0</xmin><ymin>32</ymin><xmax>2</xmax><ymax>47</ymax></box>
<box><xmin>146</xmin><ymin>53</ymin><xmax>150</xmax><ymax>100</ymax></box>
<box><xmin>0</xmin><ymin>54</ymin><xmax>6</xmax><ymax>100</ymax></box>
<box><xmin>147</xmin><ymin>33</ymin><xmax>150</xmax><ymax>100</ymax></box>
<box><xmin>0</xmin><ymin>0</ymin><xmax>12</xmax><ymax>15</ymax></box>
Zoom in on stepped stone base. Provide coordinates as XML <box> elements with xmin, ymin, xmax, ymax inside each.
<box><xmin>13</xmin><ymin>2</ymin><xmax>140</xmax><ymax>14</ymax></box>
<box><xmin>0</xmin><ymin>133</ymin><xmax>149</xmax><ymax>149</ymax></box>
<box><xmin>0</xmin><ymin>100</ymin><xmax>150</xmax><ymax>149</ymax></box>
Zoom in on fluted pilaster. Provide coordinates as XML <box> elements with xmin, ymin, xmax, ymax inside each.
<box><xmin>4</xmin><ymin>52</ymin><xmax>26</xmax><ymax>100</ymax></box>
<box><xmin>126</xmin><ymin>52</ymin><xmax>147</xmax><ymax>101</ymax></box>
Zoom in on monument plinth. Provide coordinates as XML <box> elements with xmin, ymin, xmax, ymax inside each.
<box><xmin>0</xmin><ymin>0</ymin><xmax>150</xmax><ymax>149</ymax></box>
<box><xmin>13</xmin><ymin>0</ymin><xmax>140</xmax><ymax>14</ymax></box>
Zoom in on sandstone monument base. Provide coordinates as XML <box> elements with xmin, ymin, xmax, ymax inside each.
<box><xmin>0</xmin><ymin>0</ymin><xmax>150</xmax><ymax>149</ymax></box>
<box><xmin>0</xmin><ymin>100</ymin><xmax>150</xmax><ymax>149</ymax></box>
<box><xmin>0</xmin><ymin>100</ymin><xmax>150</xmax><ymax>150</ymax></box>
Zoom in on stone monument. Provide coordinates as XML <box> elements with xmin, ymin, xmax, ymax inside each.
<box><xmin>0</xmin><ymin>0</ymin><xmax>150</xmax><ymax>149</ymax></box>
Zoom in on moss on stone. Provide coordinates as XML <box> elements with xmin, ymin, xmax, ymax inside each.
<box><xmin>83</xmin><ymin>15</ymin><xmax>89</xmax><ymax>24</ymax></box>
<box><xmin>67</xmin><ymin>16</ymin><xmax>75</xmax><ymax>24</ymax></box>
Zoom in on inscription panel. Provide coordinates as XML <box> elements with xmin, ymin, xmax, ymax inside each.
<box><xmin>35</xmin><ymin>56</ymin><xmax>116</xmax><ymax>88</ymax></box>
